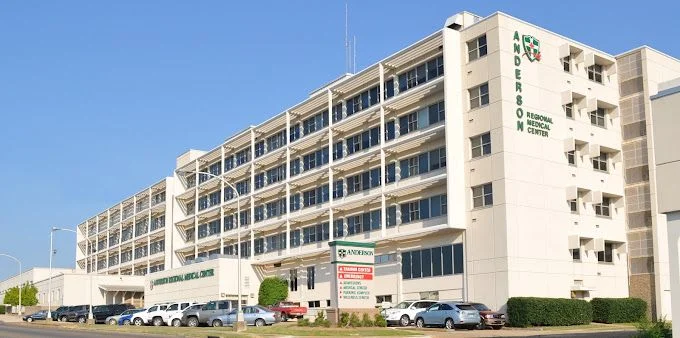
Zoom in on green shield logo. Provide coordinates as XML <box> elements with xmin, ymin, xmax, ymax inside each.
<box><xmin>522</xmin><ymin>35</ymin><xmax>541</xmax><ymax>62</ymax></box>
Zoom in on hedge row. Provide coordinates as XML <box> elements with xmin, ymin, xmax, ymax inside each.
<box><xmin>507</xmin><ymin>297</ymin><xmax>592</xmax><ymax>327</ymax></box>
<box><xmin>507</xmin><ymin>297</ymin><xmax>647</xmax><ymax>327</ymax></box>
<box><xmin>0</xmin><ymin>306</ymin><xmax>5</xmax><ymax>315</ymax></box>
<box><xmin>591</xmin><ymin>298</ymin><xmax>647</xmax><ymax>323</ymax></box>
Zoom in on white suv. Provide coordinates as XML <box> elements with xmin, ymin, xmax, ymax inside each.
<box><xmin>169</xmin><ymin>303</ymin><xmax>204</xmax><ymax>327</ymax></box>
<box><xmin>381</xmin><ymin>300</ymin><xmax>437</xmax><ymax>327</ymax></box>
<box><xmin>162</xmin><ymin>301</ymin><xmax>196</xmax><ymax>326</ymax></box>
<box><xmin>132</xmin><ymin>303</ymin><xmax>169</xmax><ymax>326</ymax></box>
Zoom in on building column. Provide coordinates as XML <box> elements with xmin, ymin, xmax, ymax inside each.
<box><xmin>379</xmin><ymin>62</ymin><xmax>387</xmax><ymax>238</ymax></box>
<box><xmin>285</xmin><ymin>111</ymin><xmax>292</xmax><ymax>255</ymax></box>
<box><xmin>327</xmin><ymin>89</ymin><xmax>335</xmax><ymax>242</ymax></box>
<box><xmin>249</xmin><ymin>128</ymin><xmax>256</xmax><ymax>259</ymax></box>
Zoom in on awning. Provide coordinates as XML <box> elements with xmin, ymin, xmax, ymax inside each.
<box><xmin>98</xmin><ymin>284</ymin><xmax>145</xmax><ymax>292</ymax></box>
<box><xmin>571</xmin><ymin>285</ymin><xmax>596</xmax><ymax>292</ymax></box>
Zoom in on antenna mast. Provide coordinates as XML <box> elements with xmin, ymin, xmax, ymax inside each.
<box><xmin>345</xmin><ymin>1</ymin><xmax>349</xmax><ymax>74</ymax></box>
<box><xmin>353</xmin><ymin>36</ymin><xmax>357</xmax><ymax>73</ymax></box>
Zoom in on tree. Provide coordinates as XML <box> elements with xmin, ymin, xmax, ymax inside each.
<box><xmin>258</xmin><ymin>277</ymin><xmax>288</xmax><ymax>306</ymax></box>
<box><xmin>3</xmin><ymin>283</ymin><xmax>38</xmax><ymax>306</ymax></box>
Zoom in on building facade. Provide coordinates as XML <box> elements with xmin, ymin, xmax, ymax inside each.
<box><xmin>651</xmin><ymin>79</ymin><xmax>680</xmax><ymax>336</ymax></box>
<box><xmin>58</xmin><ymin>11</ymin><xmax>680</xmax><ymax>314</ymax></box>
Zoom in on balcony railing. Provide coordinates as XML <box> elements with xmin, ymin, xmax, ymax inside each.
<box><xmin>121</xmin><ymin>230</ymin><xmax>133</xmax><ymax>242</ymax></box>
<box><xmin>136</xmin><ymin>199</ymin><xmax>149</xmax><ymax>213</ymax></box>
<box><xmin>108</xmin><ymin>257</ymin><xmax>119</xmax><ymax>267</ymax></box>
<box><xmin>121</xmin><ymin>252</ymin><xmax>132</xmax><ymax>263</ymax></box>
<box><xmin>151</xmin><ymin>216</ymin><xmax>165</xmax><ymax>231</ymax></box>
<box><xmin>122</xmin><ymin>206</ymin><xmax>134</xmax><ymax>219</ymax></box>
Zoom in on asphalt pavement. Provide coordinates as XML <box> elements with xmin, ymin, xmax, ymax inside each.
<box><xmin>0</xmin><ymin>322</ymin><xmax>163</xmax><ymax>338</ymax></box>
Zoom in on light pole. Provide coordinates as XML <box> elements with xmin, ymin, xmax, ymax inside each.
<box><xmin>0</xmin><ymin>253</ymin><xmax>22</xmax><ymax>316</ymax></box>
<box><xmin>47</xmin><ymin>227</ymin><xmax>94</xmax><ymax>322</ymax></box>
<box><xmin>178</xmin><ymin>169</ymin><xmax>245</xmax><ymax>330</ymax></box>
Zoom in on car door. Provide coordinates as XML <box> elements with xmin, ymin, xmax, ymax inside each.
<box><xmin>438</xmin><ymin>304</ymin><xmax>455</xmax><ymax>324</ymax></box>
<box><xmin>224</xmin><ymin>309</ymin><xmax>237</xmax><ymax>325</ymax></box>
<box><xmin>200</xmin><ymin>302</ymin><xmax>217</xmax><ymax>323</ymax></box>
<box><xmin>217</xmin><ymin>301</ymin><xmax>231</xmax><ymax>316</ymax></box>
<box><xmin>243</xmin><ymin>306</ymin><xmax>256</xmax><ymax>325</ymax></box>
<box><xmin>421</xmin><ymin>304</ymin><xmax>439</xmax><ymax>325</ymax></box>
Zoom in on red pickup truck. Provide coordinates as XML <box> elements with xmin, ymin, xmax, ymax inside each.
<box><xmin>270</xmin><ymin>301</ymin><xmax>307</xmax><ymax>321</ymax></box>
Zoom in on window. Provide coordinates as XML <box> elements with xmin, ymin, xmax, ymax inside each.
<box><xmin>562</xmin><ymin>55</ymin><xmax>571</xmax><ymax>73</ymax></box>
<box><xmin>569</xmin><ymin>199</ymin><xmax>578</xmax><ymax>213</ymax></box>
<box><xmin>597</xmin><ymin>243</ymin><xmax>613</xmax><ymax>263</ymax></box>
<box><xmin>469</xmin><ymin>83</ymin><xmax>489</xmax><ymax>109</ymax></box>
<box><xmin>572</xmin><ymin>248</ymin><xmax>581</xmax><ymax>261</ymax></box>
<box><xmin>290</xmin><ymin>229</ymin><xmax>301</xmax><ymax>247</ymax></box>
<box><xmin>567</xmin><ymin>151</ymin><xmax>576</xmax><ymax>165</ymax></box>
<box><xmin>302</xmin><ymin>111</ymin><xmax>329</xmax><ymax>135</ymax></box>
<box><xmin>592</xmin><ymin>153</ymin><xmax>608</xmax><ymax>172</ymax></box>
<box><xmin>266</xmin><ymin>165</ymin><xmax>286</xmax><ymax>185</ymax></box>
<box><xmin>376</xmin><ymin>295</ymin><xmax>393</xmax><ymax>304</ymax></box>
<box><xmin>254</xmin><ymin>140</ymin><xmax>265</xmax><ymax>158</ymax></box>
<box><xmin>588</xmin><ymin>64</ymin><xmax>603</xmax><ymax>83</ymax></box>
<box><xmin>375</xmin><ymin>253</ymin><xmax>396</xmax><ymax>265</ymax></box>
<box><xmin>402</xmin><ymin>244</ymin><xmax>463</xmax><ymax>280</ymax></box>
<box><xmin>266</xmin><ymin>130</ymin><xmax>287</xmax><ymax>152</ymax></box>
<box><xmin>397</xmin><ymin>55</ymin><xmax>443</xmax><ymax>93</ymax></box>
<box><xmin>254</xmin><ymin>238</ymin><xmax>264</xmax><ymax>255</ymax></box>
<box><xmin>307</xmin><ymin>266</ymin><xmax>315</xmax><ymax>290</ymax></box>
<box><xmin>254</xmin><ymin>173</ymin><xmax>265</xmax><ymax>190</ymax></box>
<box><xmin>289</xmin><ymin>269</ymin><xmax>298</xmax><ymax>291</ymax></box>
<box><xmin>595</xmin><ymin>197</ymin><xmax>611</xmax><ymax>217</ymax></box>
<box><xmin>307</xmin><ymin>300</ymin><xmax>321</xmax><ymax>308</ymax></box>
<box><xmin>209</xmin><ymin>162</ymin><xmax>222</xmax><ymax>176</ymax></box>
<box><xmin>590</xmin><ymin>108</ymin><xmax>606</xmax><ymax>128</ymax></box>
<box><xmin>472</xmin><ymin>183</ymin><xmax>493</xmax><ymax>208</ymax></box>
<box><xmin>235</xmin><ymin>148</ymin><xmax>250</xmax><ymax>166</ymax></box>
<box><xmin>564</xmin><ymin>103</ymin><xmax>573</xmax><ymax>119</ymax></box>
<box><xmin>467</xmin><ymin>34</ymin><xmax>488</xmax><ymax>61</ymax></box>
<box><xmin>289</xmin><ymin>124</ymin><xmax>300</xmax><ymax>142</ymax></box>
<box><xmin>471</xmin><ymin>133</ymin><xmax>491</xmax><ymax>158</ymax></box>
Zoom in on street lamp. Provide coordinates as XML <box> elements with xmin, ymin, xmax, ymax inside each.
<box><xmin>0</xmin><ymin>253</ymin><xmax>22</xmax><ymax>316</ymax></box>
<box><xmin>178</xmin><ymin>169</ymin><xmax>246</xmax><ymax>330</ymax></box>
<box><xmin>47</xmin><ymin>227</ymin><xmax>94</xmax><ymax>322</ymax></box>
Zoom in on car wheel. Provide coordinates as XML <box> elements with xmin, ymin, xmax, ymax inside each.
<box><xmin>108</xmin><ymin>319</ymin><xmax>117</xmax><ymax>325</ymax></box>
<box><xmin>445</xmin><ymin>318</ymin><xmax>454</xmax><ymax>330</ymax></box>
<box><xmin>153</xmin><ymin>317</ymin><xmax>163</xmax><ymax>326</ymax></box>
<box><xmin>492</xmin><ymin>325</ymin><xmax>503</xmax><ymax>330</ymax></box>
<box><xmin>399</xmin><ymin>314</ymin><xmax>410</xmax><ymax>327</ymax></box>
<box><xmin>27</xmin><ymin>318</ymin><xmax>33</xmax><ymax>323</ymax></box>
<box><xmin>133</xmin><ymin>318</ymin><xmax>143</xmax><ymax>326</ymax></box>
<box><xmin>59</xmin><ymin>316</ymin><xmax>67</xmax><ymax>322</ymax></box>
<box><xmin>255</xmin><ymin>318</ymin><xmax>265</xmax><ymax>327</ymax></box>
<box><xmin>415</xmin><ymin>318</ymin><xmax>425</xmax><ymax>328</ymax></box>
<box><xmin>172</xmin><ymin>319</ymin><xmax>181</xmax><ymax>327</ymax></box>
<box><xmin>187</xmin><ymin>317</ymin><xmax>199</xmax><ymax>327</ymax></box>
<box><xmin>123</xmin><ymin>319</ymin><xmax>131</xmax><ymax>325</ymax></box>
<box><xmin>281</xmin><ymin>313</ymin><xmax>288</xmax><ymax>322</ymax></box>
<box><xmin>212</xmin><ymin>319</ymin><xmax>222</xmax><ymax>327</ymax></box>
<box><xmin>77</xmin><ymin>316</ymin><xmax>86</xmax><ymax>324</ymax></box>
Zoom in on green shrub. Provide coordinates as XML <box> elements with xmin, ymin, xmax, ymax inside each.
<box><xmin>349</xmin><ymin>313</ymin><xmax>362</xmax><ymax>327</ymax></box>
<box><xmin>313</xmin><ymin>310</ymin><xmax>330</xmax><ymax>327</ymax></box>
<box><xmin>361</xmin><ymin>313</ymin><xmax>374</xmax><ymax>327</ymax></box>
<box><xmin>374</xmin><ymin>314</ymin><xmax>387</xmax><ymax>327</ymax></box>
<box><xmin>257</xmin><ymin>277</ymin><xmax>288</xmax><ymax>306</ymax></box>
<box><xmin>591</xmin><ymin>298</ymin><xmax>647</xmax><ymax>323</ymax></box>
<box><xmin>297</xmin><ymin>318</ymin><xmax>310</xmax><ymax>327</ymax></box>
<box><xmin>339</xmin><ymin>312</ymin><xmax>350</xmax><ymax>327</ymax></box>
<box><xmin>0</xmin><ymin>306</ymin><xmax>5</xmax><ymax>315</ymax></box>
<box><xmin>635</xmin><ymin>317</ymin><xmax>671</xmax><ymax>338</ymax></box>
<box><xmin>507</xmin><ymin>297</ymin><xmax>592</xmax><ymax>327</ymax></box>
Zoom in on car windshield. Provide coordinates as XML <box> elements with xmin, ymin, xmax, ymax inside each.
<box><xmin>393</xmin><ymin>302</ymin><xmax>413</xmax><ymax>309</ymax></box>
<box><xmin>471</xmin><ymin>303</ymin><xmax>490</xmax><ymax>311</ymax></box>
<box><xmin>121</xmin><ymin>310</ymin><xmax>135</xmax><ymax>315</ymax></box>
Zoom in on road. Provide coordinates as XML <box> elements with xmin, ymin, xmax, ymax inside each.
<box><xmin>0</xmin><ymin>322</ymin><xmax>164</xmax><ymax>338</ymax></box>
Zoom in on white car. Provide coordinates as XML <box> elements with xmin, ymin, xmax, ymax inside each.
<box><xmin>168</xmin><ymin>303</ymin><xmax>205</xmax><ymax>327</ymax></box>
<box><xmin>381</xmin><ymin>300</ymin><xmax>437</xmax><ymax>327</ymax></box>
<box><xmin>131</xmin><ymin>303</ymin><xmax>170</xmax><ymax>326</ymax></box>
<box><xmin>162</xmin><ymin>301</ymin><xmax>197</xmax><ymax>326</ymax></box>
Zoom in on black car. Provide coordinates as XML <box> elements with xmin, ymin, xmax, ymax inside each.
<box><xmin>59</xmin><ymin>305</ymin><xmax>89</xmax><ymax>323</ymax></box>
<box><xmin>23</xmin><ymin>310</ymin><xmax>48</xmax><ymax>322</ymax></box>
<box><xmin>92</xmin><ymin>304</ymin><xmax>135</xmax><ymax>324</ymax></box>
<box><xmin>51</xmin><ymin>305</ymin><xmax>71</xmax><ymax>321</ymax></box>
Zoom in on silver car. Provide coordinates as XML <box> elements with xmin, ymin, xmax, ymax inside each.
<box><xmin>207</xmin><ymin>305</ymin><xmax>279</xmax><ymax>327</ymax></box>
<box><xmin>414</xmin><ymin>301</ymin><xmax>480</xmax><ymax>330</ymax></box>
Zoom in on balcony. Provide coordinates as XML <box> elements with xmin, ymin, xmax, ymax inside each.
<box><xmin>151</xmin><ymin>192</ymin><xmax>166</xmax><ymax>207</ymax></box>
<box><xmin>122</xmin><ymin>206</ymin><xmax>134</xmax><ymax>220</ymax></box>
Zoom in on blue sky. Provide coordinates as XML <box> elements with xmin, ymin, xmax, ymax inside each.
<box><xmin>1</xmin><ymin>0</ymin><xmax>678</xmax><ymax>281</ymax></box>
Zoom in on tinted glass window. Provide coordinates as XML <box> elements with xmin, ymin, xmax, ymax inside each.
<box><xmin>202</xmin><ymin>302</ymin><xmax>216</xmax><ymax>310</ymax></box>
<box><xmin>218</xmin><ymin>301</ymin><xmax>230</xmax><ymax>310</ymax></box>
<box><xmin>167</xmin><ymin>304</ymin><xmax>178</xmax><ymax>311</ymax></box>
<box><xmin>440</xmin><ymin>304</ymin><xmax>454</xmax><ymax>310</ymax></box>
<box><xmin>181</xmin><ymin>303</ymin><xmax>190</xmax><ymax>310</ymax></box>
<box><xmin>149</xmin><ymin>306</ymin><xmax>157</xmax><ymax>312</ymax></box>
<box><xmin>455</xmin><ymin>304</ymin><xmax>476</xmax><ymax>311</ymax></box>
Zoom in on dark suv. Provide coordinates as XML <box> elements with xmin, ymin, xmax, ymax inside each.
<box><xmin>51</xmin><ymin>306</ymin><xmax>71</xmax><ymax>321</ymax></box>
<box><xmin>93</xmin><ymin>304</ymin><xmax>135</xmax><ymax>324</ymax></box>
<box><xmin>58</xmin><ymin>305</ymin><xmax>89</xmax><ymax>323</ymax></box>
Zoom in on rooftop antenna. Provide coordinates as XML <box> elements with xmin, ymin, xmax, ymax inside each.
<box><xmin>345</xmin><ymin>1</ymin><xmax>349</xmax><ymax>73</ymax></box>
<box><xmin>353</xmin><ymin>36</ymin><xmax>357</xmax><ymax>73</ymax></box>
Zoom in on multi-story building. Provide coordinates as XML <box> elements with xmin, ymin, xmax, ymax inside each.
<box><xmin>615</xmin><ymin>48</ymin><xmax>680</xmax><ymax>319</ymax></box>
<box><xmin>58</xmin><ymin>11</ymin><xmax>680</xmax><ymax>314</ymax></box>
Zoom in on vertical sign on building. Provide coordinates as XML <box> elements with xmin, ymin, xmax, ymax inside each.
<box><xmin>329</xmin><ymin>241</ymin><xmax>375</xmax><ymax>309</ymax></box>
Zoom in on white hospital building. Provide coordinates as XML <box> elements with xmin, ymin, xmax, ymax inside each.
<box><xmin>9</xmin><ymin>11</ymin><xmax>680</xmax><ymax>318</ymax></box>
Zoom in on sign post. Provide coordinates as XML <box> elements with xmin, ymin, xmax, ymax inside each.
<box><xmin>328</xmin><ymin>241</ymin><xmax>376</xmax><ymax>325</ymax></box>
